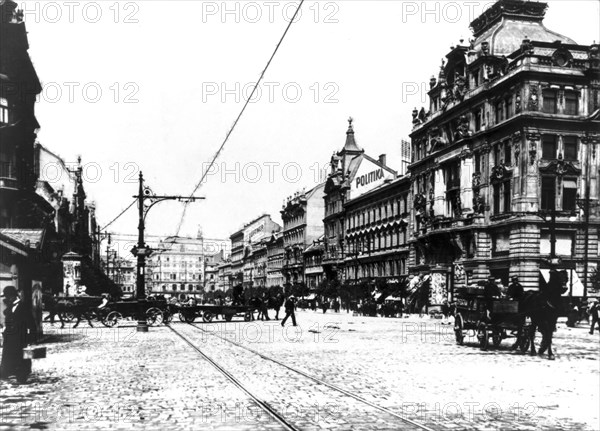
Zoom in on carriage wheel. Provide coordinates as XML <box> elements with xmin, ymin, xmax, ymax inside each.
<box><xmin>202</xmin><ymin>312</ymin><xmax>214</xmax><ymax>323</ymax></box>
<box><xmin>477</xmin><ymin>323</ymin><xmax>489</xmax><ymax>350</ymax></box>
<box><xmin>146</xmin><ymin>307</ymin><xmax>164</xmax><ymax>326</ymax></box>
<box><xmin>492</xmin><ymin>330</ymin><xmax>503</xmax><ymax>348</ymax></box>
<box><xmin>454</xmin><ymin>314</ymin><xmax>464</xmax><ymax>345</ymax></box>
<box><xmin>224</xmin><ymin>313</ymin><xmax>234</xmax><ymax>322</ymax></box>
<box><xmin>104</xmin><ymin>311</ymin><xmax>122</xmax><ymax>327</ymax></box>
<box><xmin>244</xmin><ymin>312</ymin><xmax>252</xmax><ymax>322</ymax></box>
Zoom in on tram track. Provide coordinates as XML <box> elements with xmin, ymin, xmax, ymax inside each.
<box><xmin>168</xmin><ymin>321</ymin><xmax>436</xmax><ymax>431</ymax></box>
<box><xmin>166</xmin><ymin>323</ymin><xmax>301</xmax><ymax>431</ymax></box>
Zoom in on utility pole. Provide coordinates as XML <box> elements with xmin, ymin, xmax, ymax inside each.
<box><xmin>131</xmin><ymin>171</ymin><xmax>204</xmax><ymax>332</ymax></box>
<box><xmin>105</xmin><ymin>233</ymin><xmax>112</xmax><ymax>281</ymax></box>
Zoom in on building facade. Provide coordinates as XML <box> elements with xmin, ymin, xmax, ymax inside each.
<box><xmin>408</xmin><ymin>0</ymin><xmax>600</xmax><ymax>301</ymax></box>
<box><xmin>322</xmin><ymin>119</ymin><xmax>398</xmax><ymax>285</ymax></box>
<box><xmin>304</xmin><ymin>235</ymin><xmax>324</xmax><ymax>289</ymax></box>
<box><xmin>229</xmin><ymin>214</ymin><xmax>282</xmax><ymax>288</ymax></box>
<box><xmin>266</xmin><ymin>232</ymin><xmax>284</xmax><ymax>288</ymax></box>
<box><xmin>344</xmin><ymin>176</ymin><xmax>411</xmax><ymax>287</ymax></box>
<box><xmin>149</xmin><ymin>236</ymin><xmax>205</xmax><ymax>298</ymax></box>
<box><xmin>281</xmin><ymin>183</ymin><xmax>326</xmax><ymax>286</ymax></box>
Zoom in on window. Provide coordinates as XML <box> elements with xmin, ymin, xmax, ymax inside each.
<box><xmin>475</xmin><ymin>108</ymin><xmax>482</xmax><ymax>131</ymax></box>
<box><xmin>504</xmin><ymin>142</ymin><xmax>512</xmax><ymax>166</ymax></box>
<box><xmin>564</xmin><ymin>91</ymin><xmax>579</xmax><ymax>115</ymax></box>
<box><xmin>493</xmin><ymin>184</ymin><xmax>501</xmax><ymax>214</ymax></box>
<box><xmin>503</xmin><ymin>181</ymin><xmax>511</xmax><ymax>213</ymax></box>
<box><xmin>541</xmin><ymin>177</ymin><xmax>556</xmax><ymax>211</ymax></box>
<box><xmin>563</xmin><ymin>179</ymin><xmax>577</xmax><ymax>211</ymax></box>
<box><xmin>0</xmin><ymin>98</ymin><xmax>8</xmax><ymax>124</ymax></box>
<box><xmin>494</xmin><ymin>145</ymin><xmax>502</xmax><ymax>166</ymax></box>
<box><xmin>542</xmin><ymin>135</ymin><xmax>557</xmax><ymax>159</ymax></box>
<box><xmin>563</xmin><ymin>136</ymin><xmax>578</xmax><ymax>161</ymax></box>
<box><xmin>473</xmin><ymin>69</ymin><xmax>480</xmax><ymax>87</ymax></box>
<box><xmin>495</xmin><ymin>101</ymin><xmax>504</xmax><ymax>124</ymax></box>
<box><xmin>542</xmin><ymin>89</ymin><xmax>557</xmax><ymax>114</ymax></box>
<box><xmin>506</xmin><ymin>96</ymin><xmax>514</xmax><ymax>118</ymax></box>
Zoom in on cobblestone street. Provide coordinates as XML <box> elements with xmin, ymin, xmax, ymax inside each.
<box><xmin>1</xmin><ymin>311</ymin><xmax>599</xmax><ymax>430</ymax></box>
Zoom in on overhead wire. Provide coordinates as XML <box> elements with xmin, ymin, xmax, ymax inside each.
<box><xmin>174</xmin><ymin>0</ymin><xmax>306</xmax><ymax>237</ymax></box>
<box><xmin>99</xmin><ymin>199</ymin><xmax>137</xmax><ymax>231</ymax></box>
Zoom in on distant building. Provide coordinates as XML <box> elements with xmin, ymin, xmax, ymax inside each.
<box><xmin>266</xmin><ymin>232</ymin><xmax>284</xmax><ymax>288</ymax></box>
<box><xmin>149</xmin><ymin>236</ymin><xmax>204</xmax><ymax>299</ymax></box>
<box><xmin>204</xmin><ymin>250</ymin><xmax>226</xmax><ymax>292</ymax></box>
<box><xmin>281</xmin><ymin>183</ymin><xmax>326</xmax><ymax>286</ymax></box>
<box><xmin>304</xmin><ymin>235</ymin><xmax>324</xmax><ymax>289</ymax></box>
<box><xmin>229</xmin><ymin>214</ymin><xmax>281</xmax><ymax>288</ymax></box>
<box><xmin>217</xmin><ymin>260</ymin><xmax>232</xmax><ymax>292</ymax></box>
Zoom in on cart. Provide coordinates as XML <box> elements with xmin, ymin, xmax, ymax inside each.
<box><xmin>174</xmin><ymin>304</ymin><xmax>254</xmax><ymax>323</ymax></box>
<box><xmin>101</xmin><ymin>298</ymin><xmax>169</xmax><ymax>327</ymax></box>
<box><xmin>453</xmin><ymin>289</ymin><xmax>530</xmax><ymax>351</ymax></box>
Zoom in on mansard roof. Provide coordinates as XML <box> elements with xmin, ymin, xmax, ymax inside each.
<box><xmin>470</xmin><ymin>0</ymin><xmax>575</xmax><ymax>57</ymax></box>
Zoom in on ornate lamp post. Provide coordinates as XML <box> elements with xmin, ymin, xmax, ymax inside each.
<box><xmin>131</xmin><ymin>172</ymin><xmax>203</xmax><ymax>332</ymax></box>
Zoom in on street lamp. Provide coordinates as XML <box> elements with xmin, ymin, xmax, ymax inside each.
<box><xmin>131</xmin><ymin>171</ymin><xmax>204</xmax><ymax>332</ymax></box>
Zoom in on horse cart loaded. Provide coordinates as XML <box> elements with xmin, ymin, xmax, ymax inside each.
<box><xmin>453</xmin><ymin>287</ymin><xmax>530</xmax><ymax>351</ymax></box>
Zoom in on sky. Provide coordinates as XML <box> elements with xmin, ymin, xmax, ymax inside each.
<box><xmin>22</xmin><ymin>0</ymin><xmax>600</xmax><ymax>253</ymax></box>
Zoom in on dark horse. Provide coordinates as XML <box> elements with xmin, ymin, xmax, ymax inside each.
<box><xmin>520</xmin><ymin>269</ymin><xmax>567</xmax><ymax>360</ymax></box>
<box><xmin>49</xmin><ymin>299</ymin><xmax>98</xmax><ymax>329</ymax></box>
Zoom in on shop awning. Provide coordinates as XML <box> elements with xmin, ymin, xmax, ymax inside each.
<box><xmin>539</xmin><ymin>268</ymin><xmax>584</xmax><ymax>296</ymax></box>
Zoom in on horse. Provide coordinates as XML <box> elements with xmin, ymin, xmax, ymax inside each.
<box><xmin>520</xmin><ymin>269</ymin><xmax>567</xmax><ymax>360</ymax></box>
<box><xmin>52</xmin><ymin>299</ymin><xmax>99</xmax><ymax>329</ymax></box>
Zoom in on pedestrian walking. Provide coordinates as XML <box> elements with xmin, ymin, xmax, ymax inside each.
<box><xmin>271</xmin><ymin>293</ymin><xmax>283</xmax><ymax>320</ymax></box>
<box><xmin>1</xmin><ymin>286</ymin><xmax>33</xmax><ymax>383</ymax></box>
<box><xmin>260</xmin><ymin>293</ymin><xmax>270</xmax><ymax>321</ymax></box>
<box><xmin>281</xmin><ymin>295</ymin><xmax>297</xmax><ymax>327</ymax></box>
<box><xmin>589</xmin><ymin>300</ymin><xmax>599</xmax><ymax>335</ymax></box>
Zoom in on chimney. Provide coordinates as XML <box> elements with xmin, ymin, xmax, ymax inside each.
<box><xmin>378</xmin><ymin>154</ymin><xmax>387</xmax><ymax>166</ymax></box>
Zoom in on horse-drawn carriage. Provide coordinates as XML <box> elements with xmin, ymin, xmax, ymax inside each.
<box><xmin>453</xmin><ymin>287</ymin><xmax>530</xmax><ymax>351</ymax></box>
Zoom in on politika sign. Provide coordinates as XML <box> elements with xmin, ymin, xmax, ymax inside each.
<box><xmin>350</xmin><ymin>159</ymin><xmax>394</xmax><ymax>199</ymax></box>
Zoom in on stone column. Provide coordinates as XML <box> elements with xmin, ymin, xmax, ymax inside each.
<box><xmin>460</xmin><ymin>149</ymin><xmax>474</xmax><ymax>213</ymax></box>
<box><xmin>524</xmin><ymin>131</ymin><xmax>541</xmax><ymax>211</ymax></box>
<box><xmin>433</xmin><ymin>168</ymin><xmax>445</xmax><ymax>216</ymax></box>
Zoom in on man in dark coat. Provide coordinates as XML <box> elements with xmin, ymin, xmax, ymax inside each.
<box><xmin>1</xmin><ymin>286</ymin><xmax>32</xmax><ymax>383</ymax></box>
<box><xmin>507</xmin><ymin>276</ymin><xmax>524</xmax><ymax>301</ymax></box>
<box><xmin>281</xmin><ymin>295</ymin><xmax>297</xmax><ymax>327</ymax></box>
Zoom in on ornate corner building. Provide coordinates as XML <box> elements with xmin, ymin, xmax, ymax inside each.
<box><xmin>409</xmin><ymin>0</ymin><xmax>600</xmax><ymax>297</ymax></box>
